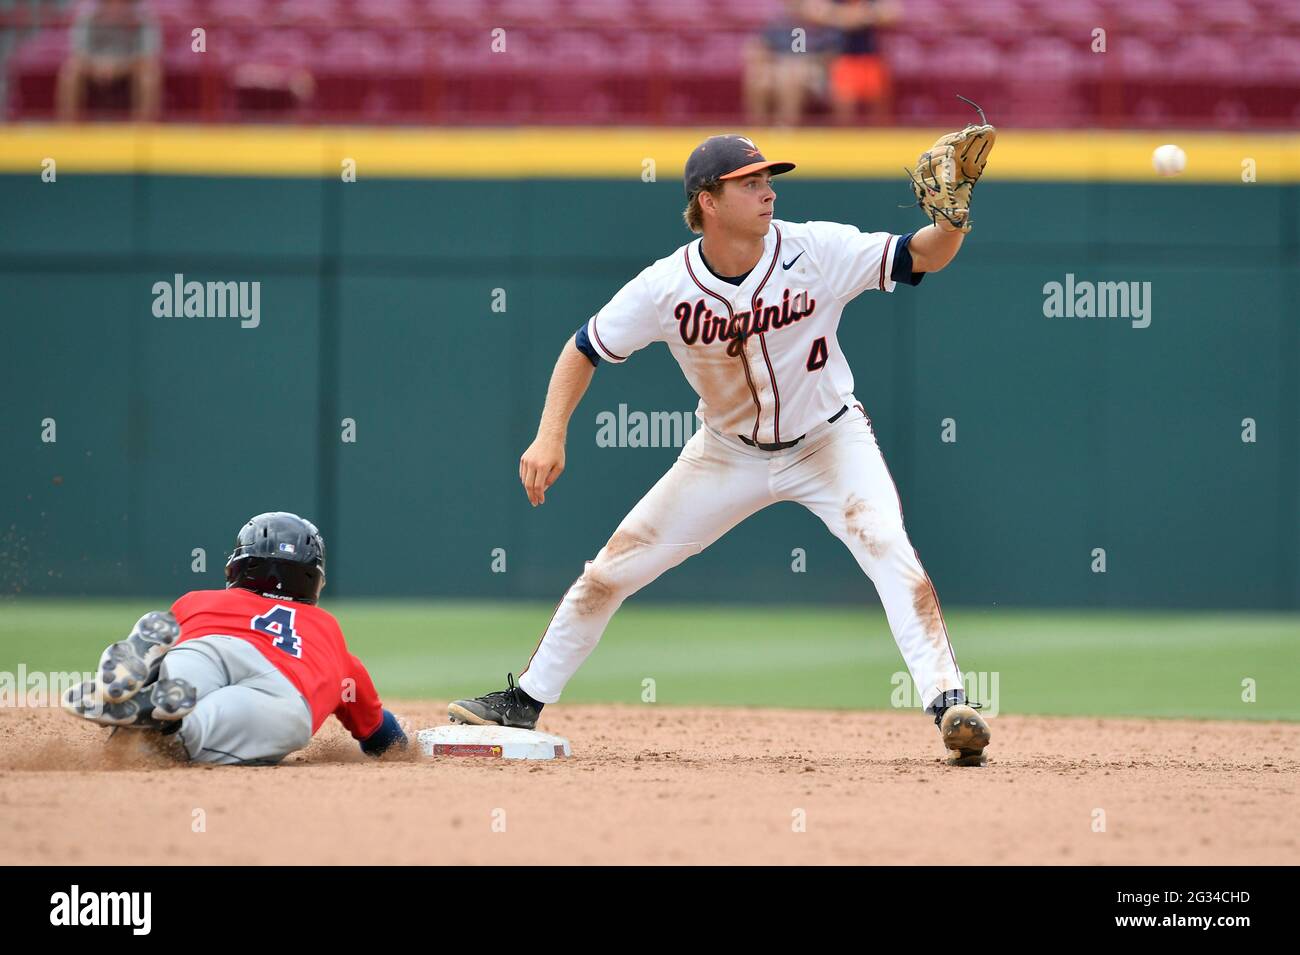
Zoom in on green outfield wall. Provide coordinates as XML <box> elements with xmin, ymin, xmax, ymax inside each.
<box><xmin>2</xmin><ymin>173</ymin><xmax>1297</xmax><ymax>608</ymax></box>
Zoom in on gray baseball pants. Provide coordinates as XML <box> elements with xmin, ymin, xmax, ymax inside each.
<box><xmin>160</xmin><ymin>635</ymin><xmax>313</xmax><ymax>765</ymax></box>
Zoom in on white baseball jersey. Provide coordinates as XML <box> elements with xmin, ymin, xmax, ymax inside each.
<box><xmin>584</xmin><ymin>219</ymin><xmax>907</xmax><ymax>444</ymax></box>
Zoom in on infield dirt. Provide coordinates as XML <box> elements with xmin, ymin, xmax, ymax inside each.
<box><xmin>1</xmin><ymin>702</ymin><xmax>1295</xmax><ymax>865</ymax></box>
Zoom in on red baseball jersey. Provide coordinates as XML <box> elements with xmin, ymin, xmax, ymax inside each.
<box><xmin>170</xmin><ymin>588</ymin><xmax>384</xmax><ymax>739</ymax></box>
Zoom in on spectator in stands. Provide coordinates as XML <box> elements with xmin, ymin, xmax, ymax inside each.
<box><xmin>57</xmin><ymin>0</ymin><xmax>161</xmax><ymax>121</ymax></box>
<box><xmin>812</xmin><ymin>0</ymin><xmax>899</xmax><ymax>125</ymax></box>
<box><xmin>743</xmin><ymin>0</ymin><xmax>842</xmax><ymax>127</ymax></box>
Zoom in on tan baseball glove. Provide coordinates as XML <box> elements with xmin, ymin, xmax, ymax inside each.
<box><xmin>908</xmin><ymin>97</ymin><xmax>996</xmax><ymax>233</ymax></box>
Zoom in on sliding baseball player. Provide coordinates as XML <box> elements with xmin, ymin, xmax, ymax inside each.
<box><xmin>63</xmin><ymin>512</ymin><xmax>407</xmax><ymax>765</ymax></box>
<box><xmin>451</xmin><ymin>115</ymin><xmax>996</xmax><ymax>765</ymax></box>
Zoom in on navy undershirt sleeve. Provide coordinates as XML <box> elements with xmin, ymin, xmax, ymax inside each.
<box><xmin>890</xmin><ymin>232</ymin><xmax>926</xmax><ymax>287</ymax></box>
<box><xmin>574</xmin><ymin>323</ymin><xmax>601</xmax><ymax>366</ymax></box>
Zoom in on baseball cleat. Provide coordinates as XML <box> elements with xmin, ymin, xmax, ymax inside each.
<box><xmin>448</xmin><ymin>673</ymin><xmax>540</xmax><ymax>729</ymax></box>
<box><xmin>940</xmin><ymin>704</ymin><xmax>990</xmax><ymax>767</ymax></box>
<box><xmin>61</xmin><ymin>679</ymin><xmax>103</xmax><ymax>719</ymax></box>
<box><xmin>97</xmin><ymin>611</ymin><xmax>183</xmax><ymax>703</ymax></box>
<box><xmin>64</xmin><ymin>677</ymin><xmax>196</xmax><ymax>729</ymax></box>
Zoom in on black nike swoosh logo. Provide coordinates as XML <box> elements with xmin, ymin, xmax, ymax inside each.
<box><xmin>783</xmin><ymin>251</ymin><xmax>805</xmax><ymax>270</ymax></box>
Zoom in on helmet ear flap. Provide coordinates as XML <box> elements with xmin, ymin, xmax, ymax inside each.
<box><xmin>225</xmin><ymin>554</ymin><xmax>247</xmax><ymax>586</ymax></box>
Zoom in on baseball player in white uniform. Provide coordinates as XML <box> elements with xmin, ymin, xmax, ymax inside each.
<box><xmin>451</xmin><ymin>125</ymin><xmax>996</xmax><ymax>765</ymax></box>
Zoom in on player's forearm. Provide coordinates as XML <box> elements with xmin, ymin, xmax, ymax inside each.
<box><xmin>907</xmin><ymin>222</ymin><xmax>965</xmax><ymax>273</ymax></box>
<box><xmin>536</xmin><ymin>336</ymin><xmax>597</xmax><ymax>442</ymax></box>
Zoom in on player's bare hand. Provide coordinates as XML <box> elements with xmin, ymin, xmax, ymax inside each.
<box><xmin>520</xmin><ymin>435</ymin><xmax>565</xmax><ymax>506</ymax></box>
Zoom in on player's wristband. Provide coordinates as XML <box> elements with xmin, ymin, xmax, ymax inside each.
<box><xmin>360</xmin><ymin>709</ymin><xmax>407</xmax><ymax>757</ymax></box>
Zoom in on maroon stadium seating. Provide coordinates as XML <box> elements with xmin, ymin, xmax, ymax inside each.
<box><xmin>4</xmin><ymin>0</ymin><xmax>1296</xmax><ymax>126</ymax></box>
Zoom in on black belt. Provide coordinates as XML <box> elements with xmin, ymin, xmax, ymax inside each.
<box><xmin>738</xmin><ymin>405</ymin><xmax>849</xmax><ymax>451</ymax></box>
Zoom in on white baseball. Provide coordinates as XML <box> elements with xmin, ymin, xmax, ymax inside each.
<box><xmin>1152</xmin><ymin>144</ymin><xmax>1186</xmax><ymax>177</ymax></box>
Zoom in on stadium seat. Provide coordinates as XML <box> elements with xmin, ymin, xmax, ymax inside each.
<box><xmin>956</xmin><ymin>0</ymin><xmax>1026</xmax><ymax>31</ymax></box>
<box><xmin>1105</xmin><ymin>0</ymin><xmax>1180</xmax><ymax>29</ymax></box>
<box><xmin>1003</xmin><ymin>38</ymin><xmax>1090</xmax><ymax>126</ymax></box>
<box><xmin>1196</xmin><ymin>0</ymin><xmax>1259</xmax><ymax>31</ymax></box>
<box><xmin>643</xmin><ymin>0</ymin><xmax>722</xmax><ymax>29</ymax></box>
<box><xmin>149</xmin><ymin>0</ymin><xmax>206</xmax><ymax>28</ymax></box>
<box><xmin>207</xmin><ymin>0</ymin><xmax>264</xmax><ymax>30</ymax></box>
<box><xmin>495</xmin><ymin>0</ymin><xmax>566</xmax><ymax>30</ymax></box>
<box><xmin>348</xmin><ymin>0</ymin><xmax>422</xmax><ymax>29</ymax></box>
<box><xmin>276</xmin><ymin>0</ymin><xmax>339</xmax><ymax>30</ymax></box>
<box><xmin>1112</xmin><ymin>36</ymin><xmax>1165</xmax><ymax>78</ymax></box>
<box><xmin>6</xmin><ymin>28</ymin><xmax>65</xmax><ymax>116</ymax></box>
<box><xmin>711</xmin><ymin>0</ymin><xmax>786</xmax><ymax>28</ymax></box>
<box><xmin>160</xmin><ymin>21</ymin><xmax>221</xmax><ymax>118</ymax></box>
<box><xmin>567</xmin><ymin>0</ymin><xmax>635</xmax><ymax>28</ymax></box>
<box><xmin>879</xmin><ymin>34</ymin><xmax>925</xmax><ymax>73</ymax></box>
<box><xmin>419</xmin><ymin>0</ymin><xmax>495</xmax><ymax>31</ymax></box>
<box><xmin>1167</xmin><ymin>35</ymin><xmax>1242</xmax><ymax>79</ymax></box>
<box><xmin>1253</xmin><ymin>35</ymin><xmax>1300</xmax><ymax>81</ymax></box>
<box><xmin>1036</xmin><ymin>0</ymin><xmax>1107</xmax><ymax>33</ymax></box>
<box><xmin>1276</xmin><ymin>1</ymin><xmax>1300</xmax><ymax>29</ymax></box>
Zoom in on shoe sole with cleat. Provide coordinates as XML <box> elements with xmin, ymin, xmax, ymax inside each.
<box><xmin>98</xmin><ymin>611</ymin><xmax>183</xmax><ymax>704</ymax></box>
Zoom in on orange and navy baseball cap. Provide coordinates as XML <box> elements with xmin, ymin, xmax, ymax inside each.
<box><xmin>684</xmin><ymin>134</ymin><xmax>796</xmax><ymax>198</ymax></box>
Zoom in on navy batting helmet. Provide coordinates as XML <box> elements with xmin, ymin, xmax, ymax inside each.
<box><xmin>224</xmin><ymin>512</ymin><xmax>326</xmax><ymax>604</ymax></box>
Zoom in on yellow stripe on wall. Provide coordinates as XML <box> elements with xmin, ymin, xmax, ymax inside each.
<box><xmin>0</xmin><ymin>124</ymin><xmax>1295</xmax><ymax>181</ymax></box>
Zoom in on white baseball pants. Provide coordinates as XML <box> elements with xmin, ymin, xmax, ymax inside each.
<box><xmin>517</xmin><ymin>402</ymin><xmax>965</xmax><ymax>712</ymax></box>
